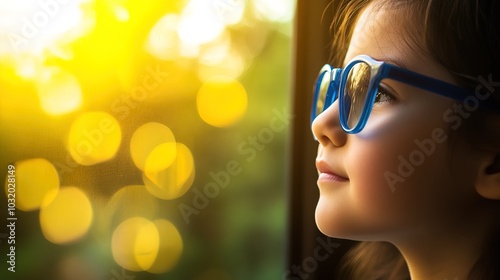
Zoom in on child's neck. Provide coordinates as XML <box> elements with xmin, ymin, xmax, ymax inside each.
<box><xmin>394</xmin><ymin>208</ymin><xmax>495</xmax><ymax>280</ymax></box>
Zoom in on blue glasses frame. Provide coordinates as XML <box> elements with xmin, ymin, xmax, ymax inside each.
<box><xmin>311</xmin><ymin>55</ymin><xmax>497</xmax><ymax>134</ymax></box>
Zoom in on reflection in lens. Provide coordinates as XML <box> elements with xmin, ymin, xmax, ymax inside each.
<box><xmin>344</xmin><ymin>62</ymin><xmax>371</xmax><ymax>129</ymax></box>
<box><xmin>314</xmin><ymin>70</ymin><xmax>330</xmax><ymax>119</ymax></box>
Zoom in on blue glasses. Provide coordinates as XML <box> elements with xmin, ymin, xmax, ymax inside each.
<box><xmin>311</xmin><ymin>55</ymin><xmax>490</xmax><ymax>134</ymax></box>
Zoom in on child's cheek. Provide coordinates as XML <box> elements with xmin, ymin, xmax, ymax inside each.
<box><xmin>345</xmin><ymin>138</ymin><xmax>410</xmax><ymax>226</ymax></box>
<box><xmin>347</xmin><ymin>120</ymin><xmax>458</xmax><ymax>231</ymax></box>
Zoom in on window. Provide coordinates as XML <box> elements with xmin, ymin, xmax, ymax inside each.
<box><xmin>286</xmin><ymin>0</ymin><xmax>355</xmax><ymax>278</ymax></box>
<box><xmin>0</xmin><ymin>1</ymin><xmax>296</xmax><ymax>279</ymax></box>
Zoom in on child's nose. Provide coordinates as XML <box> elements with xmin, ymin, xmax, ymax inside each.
<box><xmin>311</xmin><ymin>100</ymin><xmax>347</xmax><ymax>147</ymax></box>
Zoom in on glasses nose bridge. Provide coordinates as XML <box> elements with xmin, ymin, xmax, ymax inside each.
<box><xmin>327</xmin><ymin>68</ymin><xmax>343</xmax><ymax>105</ymax></box>
<box><xmin>311</xmin><ymin>87</ymin><xmax>343</xmax><ymax>143</ymax></box>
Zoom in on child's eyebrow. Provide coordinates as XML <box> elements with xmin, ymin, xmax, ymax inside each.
<box><xmin>342</xmin><ymin>55</ymin><xmax>408</xmax><ymax>69</ymax></box>
<box><xmin>373</xmin><ymin>56</ymin><xmax>408</xmax><ymax>69</ymax></box>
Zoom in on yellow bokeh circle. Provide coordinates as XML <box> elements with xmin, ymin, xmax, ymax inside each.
<box><xmin>40</xmin><ymin>187</ymin><xmax>93</xmax><ymax>244</ymax></box>
<box><xmin>130</xmin><ymin>122</ymin><xmax>176</xmax><ymax>171</ymax></box>
<box><xmin>99</xmin><ymin>185</ymin><xmax>159</xmax><ymax>237</ymax></box>
<box><xmin>111</xmin><ymin>217</ymin><xmax>160</xmax><ymax>271</ymax></box>
<box><xmin>144</xmin><ymin>142</ymin><xmax>178</xmax><ymax>176</ymax></box>
<box><xmin>196</xmin><ymin>76</ymin><xmax>247</xmax><ymax>127</ymax></box>
<box><xmin>143</xmin><ymin>143</ymin><xmax>195</xmax><ymax>200</ymax></box>
<box><xmin>6</xmin><ymin>158</ymin><xmax>60</xmax><ymax>211</ymax></box>
<box><xmin>147</xmin><ymin>219</ymin><xmax>183</xmax><ymax>274</ymax></box>
<box><xmin>67</xmin><ymin>112</ymin><xmax>122</xmax><ymax>166</ymax></box>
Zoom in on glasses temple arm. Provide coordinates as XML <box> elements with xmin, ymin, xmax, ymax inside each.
<box><xmin>384</xmin><ymin>65</ymin><xmax>473</xmax><ymax>100</ymax></box>
<box><xmin>384</xmin><ymin>65</ymin><xmax>500</xmax><ymax>111</ymax></box>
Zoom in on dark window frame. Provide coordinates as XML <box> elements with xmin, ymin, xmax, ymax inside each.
<box><xmin>286</xmin><ymin>1</ymin><xmax>355</xmax><ymax>278</ymax></box>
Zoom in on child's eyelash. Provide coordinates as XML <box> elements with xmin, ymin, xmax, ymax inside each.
<box><xmin>374</xmin><ymin>83</ymin><xmax>397</xmax><ymax>104</ymax></box>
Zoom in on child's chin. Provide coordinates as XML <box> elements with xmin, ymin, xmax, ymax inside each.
<box><xmin>315</xmin><ymin>204</ymin><xmax>348</xmax><ymax>238</ymax></box>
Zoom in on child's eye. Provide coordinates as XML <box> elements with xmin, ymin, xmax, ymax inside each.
<box><xmin>374</xmin><ymin>84</ymin><xmax>396</xmax><ymax>104</ymax></box>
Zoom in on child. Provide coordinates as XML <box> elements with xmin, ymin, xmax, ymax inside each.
<box><xmin>310</xmin><ymin>0</ymin><xmax>500</xmax><ymax>279</ymax></box>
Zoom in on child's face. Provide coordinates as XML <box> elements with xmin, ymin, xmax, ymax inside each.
<box><xmin>312</xmin><ymin>3</ymin><xmax>486</xmax><ymax>241</ymax></box>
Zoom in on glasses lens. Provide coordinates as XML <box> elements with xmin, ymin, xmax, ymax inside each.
<box><xmin>343</xmin><ymin>62</ymin><xmax>371</xmax><ymax>129</ymax></box>
<box><xmin>313</xmin><ymin>69</ymin><xmax>332</xmax><ymax>120</ymax></box>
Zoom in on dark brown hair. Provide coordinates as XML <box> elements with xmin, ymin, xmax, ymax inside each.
<box><xmin>327</xmin><ymin>0</ymin><xmax>500</xmax><ymax>279</ymax></box>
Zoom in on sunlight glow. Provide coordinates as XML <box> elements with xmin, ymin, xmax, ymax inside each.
<box><xmin>0</xmin><ymin>0</ymin><xmax>90</xmax><ymax>55</ymax></box>
<box><xmin>253</xmin><ymin>0</ymin><xmax>295</xmax><ymax>22</ymax></box>
<box><xmin>212</xmin><ymin>0</ymin><xmax>245</xmax><ymax>25</ymax></box>
<box><xmin>36</xmin><ymin>66</ymin><xmax>82</xmax><ymax>115</ymax></box>
<box><xmin>145</xmin><ymin>14</ymin><xmax>181</xmax><ymax>61</ymax></box>
<box><xmin>0</xmin><ymin>0</ymin><xmax>292</xmax><ymax>277</ymax></box>
<box><xmin>198</xmin><ymin>44</ymin><xmax>246</xmax><ymax>80</ymax></box>
<box><xmin>178</xmin><ymin>0</ymin><xmax>225</xmax><ymax>46</ymax></box>
<box><xmin>111</xmin><ymin>4</ymin><xmax>130</xmax><ymax>22</ymax></box>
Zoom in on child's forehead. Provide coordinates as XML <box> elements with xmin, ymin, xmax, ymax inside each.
<box><xmin>344</xmin><ymin>4</ymin><xmax>454</xmax><ymax>83</ymax></box>
<box><xmin>343</xmin><ymin>2</ymin><xmax>457</xmax><ymax>85</ymax></box>
<box><xmin>344</xmin><ymin>3</ymin><xmax>418</xmax><ymax>66</ymax></box>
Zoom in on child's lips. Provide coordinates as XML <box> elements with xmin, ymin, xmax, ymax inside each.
<box><xmin>318</xmin><ymin>172</ymin><xmax>349</xmax><ymax>182</ymax></box>
<box><xmin>315</xmin><ymin>160</ymin><xmax>349</xmax><ymax>182</ymax></box>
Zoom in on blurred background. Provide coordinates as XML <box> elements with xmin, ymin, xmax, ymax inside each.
<box><xmin>0</xmin><ymin>0</ymin><xmax>295</xmax><ymax>279</ymax></box>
